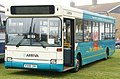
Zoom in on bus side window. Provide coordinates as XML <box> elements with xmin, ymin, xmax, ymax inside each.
<box><xmin>0</xmin><ymin>15</ymin><xmax>2</xmax><ymax>31</ymax></box>
<box><xmin>0</xmin><ymin>14</ymin><xmax>6</xmax><ymax>33</ymax></box>
<box><xmin>84</xmin><ymin>20</ymin><xmax>92</xmax><ymax>42</ymax></box>
<box><xmin>104</xmin><ymin>23</ymin><xmax>110</xmax><ymax>40</ymax></box>
<box><xmin>92</xmin><ymin>22</ymin><xmax>99</xmax><ymax>41</ymax></box>
<box><xmin>99</xmin><ymin>22</ymin><xmax>104</xmax><ymax>40</ymax></box>
<box><xmin>75</xmin><ymin>18</ymin><xmax>83</xmax><ymax>42</ymax></box>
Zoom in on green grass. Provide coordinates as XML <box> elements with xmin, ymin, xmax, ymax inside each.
<box><xmin>0</xmin><ymin>50</ymin><xmax>120</xmax><ymax>79</ymax></box>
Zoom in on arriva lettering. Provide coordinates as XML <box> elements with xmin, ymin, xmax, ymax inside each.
<box><xmin>26</xmin><ymin>54</ymin><xmax>39</xmax><ymax>57</ymax></box>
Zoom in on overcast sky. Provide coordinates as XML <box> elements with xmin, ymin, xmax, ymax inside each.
<box><xmin>0</xmin><ymin>0</ymin><xmax>120</xmax><ymax>7</ymax></box>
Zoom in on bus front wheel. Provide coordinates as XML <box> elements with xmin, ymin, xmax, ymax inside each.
<box><xmin>72</xmin><ymin>55</ymin><xmax>81</xmax><ymax>72</ymax></box>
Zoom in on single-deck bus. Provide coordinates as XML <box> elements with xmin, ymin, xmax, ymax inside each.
<box><xmin>5</xmin><ymin>5</ymin><xmax>115</xmax><ymax>72</ymax></box>
<box><xmin>0</xmin><ymin>5</ymin><xmax>5</xmax><ymax>59</ymax></box>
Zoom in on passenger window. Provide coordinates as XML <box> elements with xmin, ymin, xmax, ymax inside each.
<box><xmin>99</xmin><ymin>22</ymin><xmax>104</xmax><ymax>40</ymax></box>
<box><xmin>75</xmin><ymin>18</ymin><xmax>83</xmax><ymax>42</ymax></box>
<box><xmin>92</xmin><ymin>22</ymin><xmax>98</xmax><ymax>41</ymax></box>
<box><xmin>84</xmin><ymin>20</ymin><xmax>92</xmax><ymax>42</ymax></box>
<box><xmin>104</xmin><ymin>23</ymin><xmax>110</xmax><ymax>40</ymax></box>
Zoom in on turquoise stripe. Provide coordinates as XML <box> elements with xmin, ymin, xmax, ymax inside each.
<box><xmin>83</xmin><ymin>10</ymin><xmax>115</xmax><ymax>23</ymax></box>
<box><xmin>5</xmin><ymin>61</ymin><xmax>64</xmax><ymax>72</ymax></box>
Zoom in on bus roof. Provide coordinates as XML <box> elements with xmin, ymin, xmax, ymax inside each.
<box><xmin>83</xmin><ymin>10</ymin><xmax>115</xmax><ymax>24</ymax></box>
<box><xmin>5</xmin><ymin>5</ymin><xmax>115</xmax><ymax>24</ymax></box>
<box><xmin>5</xmin><ymin>5</ymin><xmax>83</xmax><ymax>18</ymax></box>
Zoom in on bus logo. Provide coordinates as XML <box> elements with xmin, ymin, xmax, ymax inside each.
<box><xmin>26</xmin><ymin>54</ymin><xmax>39</xmax><ymax>57</ymax></box>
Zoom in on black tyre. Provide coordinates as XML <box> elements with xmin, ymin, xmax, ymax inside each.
<box><xmin>105</xmin><ymin>48</ymin><xmax>109</xmax><ymax>60</ymax></box>
<box><xmin>72</xmin><ymin>55</ymin><xmax>81</xmax><ymax>72</ymax></box>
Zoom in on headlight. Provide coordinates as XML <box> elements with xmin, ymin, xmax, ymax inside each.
<box><xmin>7</xmin><ymin>57</ymin><xmax>12</xmax><ymax>62</ymax></box>
<box><xmin>50</xmin><ymin>59</ymin><xmax>57</xmax><ymax>64</ymax></box>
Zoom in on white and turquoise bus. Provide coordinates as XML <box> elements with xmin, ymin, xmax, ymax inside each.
<box><xmin>5</xmin><ymin>5</ymin><xmax>115</xmax><ymax>72</ymax></box>
<box><xmin>0</xmin><ymin>5</ymin><xmax>5</xmax><ymax>59</ymax></box>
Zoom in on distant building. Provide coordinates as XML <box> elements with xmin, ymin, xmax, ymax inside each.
<box><xmin>71</xmin><ymin>0</ymin><xmax>120</xmax><ymax>38</ymax></box>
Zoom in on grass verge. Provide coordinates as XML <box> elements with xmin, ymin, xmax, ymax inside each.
<box><xmin>0</xmin><ymin>49</ymin><xmax>120</xmax><ymax>79</ymax></box>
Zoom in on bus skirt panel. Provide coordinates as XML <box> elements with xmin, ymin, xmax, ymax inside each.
<box><xmin>5</xmin><ymin>61</ymin><xmax>64</xmax><ymax>72</ymax></box>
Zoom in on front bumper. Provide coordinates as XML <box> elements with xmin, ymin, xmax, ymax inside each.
<box><xmin>5</xmin><ymin>61</ymin><xmax>64</xmax><ymax>72</ymax></box>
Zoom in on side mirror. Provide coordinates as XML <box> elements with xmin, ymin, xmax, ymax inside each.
<box><xmin>3</xmin><ymin>20</ymin><xmax>6</xmax><ymax>26</ymax></box>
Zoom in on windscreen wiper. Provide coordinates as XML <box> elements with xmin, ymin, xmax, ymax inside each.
<box><xmin>33</xmin><ymin>23</ymin><xmax>46</xmax><ymax>48</ymax></box>
<box><xmin>16</xmin><ymin>36</ymin><xmax>24</xmax><ymax>47</ymax></box>
<box><xmin>16</xmin><ymin>18</ymin><xmax>33</xmax><ymax>47</ymax></box>
<box><xmin>40</xmin><ymin>42</ymin><xmax>46</xmax><ymax>48</ymax></box>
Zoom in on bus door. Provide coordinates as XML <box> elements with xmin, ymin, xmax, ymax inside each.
<box><xmin>63</xmin><ymin>18</ymin><xmax>74</xmax><ymax>68</ymax></box>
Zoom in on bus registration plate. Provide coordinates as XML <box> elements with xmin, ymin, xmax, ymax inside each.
<box><xmin>24</xmin><ymin>64</ymin><xmax>37</xmax><ymax>68</ymax></box>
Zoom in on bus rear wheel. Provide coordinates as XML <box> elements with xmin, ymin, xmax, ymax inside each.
<box><xmin>105</xmin><ymin>48</ymin><xmax>109</xmax><ymax>60</ymax></box>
